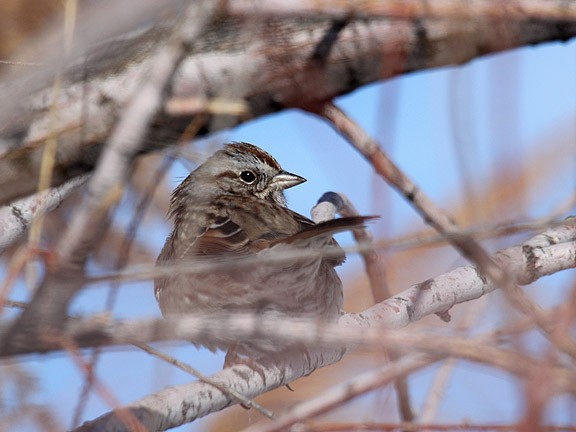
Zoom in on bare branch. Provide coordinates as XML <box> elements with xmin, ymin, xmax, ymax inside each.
<box><xmin>1</xmin><ymin>10</ymin><xmax>575</xmax><ymax>204</ymax></box>
<box><xmin>315</xmin><ymin>102</ymin><xmax>576</xmax><ymax>359</ymax></box>
<box><xmin>134</xmin><ymin>343</ymin><xmax>274</xmax><ymax>419</ymax></box>
<box><xmin>229</xmin><ymin>0</ymin><xmax>576</xmax><ymax>21</ymax></box>
<box><xmin>240</xmin><ymin>354</ymin><xmax>437</xmax><ymax>432</ymax></box>
<box><xmin>312</xmin><ymin>193</ymin><xmax>412</xmax><ymax>422</ymax></box>
<box><xmin>74</xmin><ymin>347</ymin><xmax>345</xmax><ymax>431</ymax></box>
<box><xmin>0</xmin><ymin>1</ymin><xmax>220</xmax><ymax>357</ymax></box>
<box><xmin>72</xmin><ymin>319</ymin><xmax>575</xmax><ymax>431</ymax></box>
<box><xmin>0</xmin><ymin>175</ymin><xmax>88</xmax><ymax>253</ymax></box>
<box><xmin>2</xmin><ymin>215</ymin><xmax>573</xmax><ymax>357</ymax></box>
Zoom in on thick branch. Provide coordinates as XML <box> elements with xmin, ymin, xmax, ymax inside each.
<box><xmin>230</xmin><ymin>0</ymin><xmax>576</xmax><ymax>21</ymax></box>
<box><xmin>0</xmin><ymin>222</ymin><xmax>572</xmax><ymax>430</ymax></box>
<box><xmin>1</xmin><ymin>10</ymin><xmax>575</xmax><ymax>204</ymax></box>
<box><xmin>74</xmin><ymin>321</ymin><xmax>575</xmax><ymax>431</ymax></box>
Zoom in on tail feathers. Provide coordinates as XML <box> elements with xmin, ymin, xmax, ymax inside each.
<box><xmin>271</xmin><ymin>215</ymin><xmax>378</xmax><ymax>246</ymax></box>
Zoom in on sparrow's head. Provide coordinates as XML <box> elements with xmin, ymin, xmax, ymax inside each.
<box><xmin>195</xmin><ymin>142</ymin><xmax>306</xmax><ymax>206</ymax></box>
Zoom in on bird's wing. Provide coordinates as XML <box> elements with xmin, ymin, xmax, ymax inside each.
<box><xmin>270</xmin><ymin>216</ymin><xmax>376</xmax><ymax>245</ymax></box>
<box><xmin>190</xmin><ymin>201</ymin><xmax>313</xmax><ymax>256</ymax></box>
<box><xmin>267</xmin><ymin>215</ymin><xmax>376</xmax><ymax>266</ymax></box>
<box><xmin>191</xmin><ymin>216</ymin><xmax>251</xmax><ymax>255</ymax></box>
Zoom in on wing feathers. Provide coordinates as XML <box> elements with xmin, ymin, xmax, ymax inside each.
<box><xmin>270</xmin><ymin>216</ymin><xmax>377</xmax><ymax>246</ymax></box>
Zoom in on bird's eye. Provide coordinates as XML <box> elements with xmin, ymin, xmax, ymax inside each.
<box><xmin>239</xmin><ymin>170</ymin><xmax>257</xmax><ymax>184</ymax></box>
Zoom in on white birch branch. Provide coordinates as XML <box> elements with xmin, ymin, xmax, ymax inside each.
<box><xmin>0</xmin><ymin>218</ymin><xmax>567</xmax><ymax>430</ymax></box>
<box><xmin>5</xmin><ymin>237</ymin><xmax>574</xmax><ymax>357</ymax></box>
<box><xmin>1</xmin><ymin>4</ymin><xmax>575</xmax><ymax>204</ymax></box>
<box><xmin>0</xmin><ymin>175</ymin><xmax>88</xmax><ymax>253</ymax></box>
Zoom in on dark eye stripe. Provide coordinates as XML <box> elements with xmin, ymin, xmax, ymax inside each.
<box><xmin>216</xmin><ymin>171</ymin><xmax>237</xmax><ymax>180</ymax></box>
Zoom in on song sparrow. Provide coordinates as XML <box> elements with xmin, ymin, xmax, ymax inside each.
<box><xmin>155</xmin><ymin>142</ymin><xmax>369</xmax><ymax>361</ymax></box>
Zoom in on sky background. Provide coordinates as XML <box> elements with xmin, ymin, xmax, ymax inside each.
<box><xmin>2</xmin><ymin>34</ymin><xmax>576</xmax><ymax>431</ymax></box>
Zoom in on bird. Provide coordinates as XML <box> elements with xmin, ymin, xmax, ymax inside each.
<box><xmin>154</xmin><ymin>142</ymin><xmax>371</xmax><ymax>365</ymax></box>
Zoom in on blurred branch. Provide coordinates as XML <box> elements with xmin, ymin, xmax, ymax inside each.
<box><xmin>288</xmin><ymin>422</ymin><xmax>576</xmax><ymax>431</ymax></box>
<box><xmin>240</xmin><ymin>354</ymin><xmax>436</xmax><ymax>432</ymax></box>
<box><xmin>72</xmin><ymin>316</ymin><xmax>576</xmax><ymax>431</ymax></box>
<box><xmin>372</xmin><ymin>216</ymin><xmax>573</xmax><ymax>252</ymax></box>
<box><xmin>229</xmin><ymin>0</ymin><xmax>576</xmax><ymax>21</ymax></box>
<box><xmin>2</xmin><ymin>216</ymin><xmax>573</xmax><ymax>357</ymax></box>
<box><xmin>0</xmin><ymin>219</ymin><xmax>572</xmax><ymax>429</ymax></box>
<box><xmin>0</xmin><ymin>175</ymin><xmax>88</xmax><ymax>253</ymax></box>
<box><xmin>0</xmin><ymin>1</ymin><xmax>221</xmax><ymax>357</ymax></box>
<box><xmin>419</xmin><ymin>298</ymin><xmax>488</xmax><ymax>425</ymax></box>
<box><xmin>315</xmin><ymin>102</ymin><xmax>576</xmax><ymax>359</ymax></box>
<box><xmin>1</xmin><ymin>5</ymin><xmax>575</xmax><ymax>204</ymax></box>
<box><xmin>53</xmin><ymin>333</ymin><xmax>146</xmax><ymax>432</ymax></box>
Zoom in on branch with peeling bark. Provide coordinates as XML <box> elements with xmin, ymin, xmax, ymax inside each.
<box><xmin>1</xmin><ymin>3</ymin><xmax>575</xmax><ymax>204</ymax></box>
<box><xmin>0</xmin><ymin>217</ymin><xmax>571</xmax><ymax>430</ymax></box>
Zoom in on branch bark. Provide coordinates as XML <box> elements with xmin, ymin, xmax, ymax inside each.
<box><xmin>1</xmin><ymin>5</ymin><xmax>575</xmax><ymax>204</ymax></box>
<box><xmin>0</xmin><ymin>1</ymin><xmax>220</xmax><ymax>358</ymax></box>
<box><xmin>0</xmin><ymin>175</ymin><xmax>88</xmax><ymax>252</ymax></box>
<box><xmin>0</xmin><ymin>219</ymin><xmax>572</xmax><ymax>430</ymax></box>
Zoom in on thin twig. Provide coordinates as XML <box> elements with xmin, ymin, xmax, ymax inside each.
<box><xmin>315</xmin><ymin>102</ymin><xmax>576</xmax><ymax>360</ymax></box>
<box><xmin>312</xmin><ymin>193</ymin><xmax>413</xmax><ymax>423</ymax></box>
<box><xmin>45</xmin><ymin>332</ymin><xmax>146</xmax><ymax>432</ymax></box>
<box><xmin>304</xmin><ymin>422</ymin><xmax>576</xmax><ymax>431</ymax></box>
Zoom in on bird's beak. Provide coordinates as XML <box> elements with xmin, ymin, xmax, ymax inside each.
<box><xmin>272</xmin><ymin>170</ymin><xmax>306</xmax><ymax>190</ymax></box>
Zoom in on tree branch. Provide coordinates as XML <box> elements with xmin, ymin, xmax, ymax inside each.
<box><xmin>2</xmin><ymin>218</ymin><xmax>574</xmax><ymax>356</ymax></box>
<box><xmin>315</xmin><ymin>102</ymin><xmax>576</xmax><ymax>359</ymax></box>
<box><xmin>0</xmin><ymin>175</ymin><xmax>88</xmax><ymax>253</ymax></box>
<box><xmin>1</xmin><ymin>6</ymin><xmax>575</xmax><ymax>204</ymax></box>
<box><xmin>0</xmin><ymin>1</ymin><xmax>220</xmax><ymax>358</ymax></box>
<box><xmin>0</xmin><ymin>219</ymin><xmax>572</xmax><ymax>429</ymax></box>
<box><xmin>74</xmin><ymin>318</ymin><xmax>576</xmax><ymax>431</ymax></box>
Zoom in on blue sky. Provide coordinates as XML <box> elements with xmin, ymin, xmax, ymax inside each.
<box><xmin>2</xmin><ymin>37</ymin><xmax>576</xmax><ymax>430</ymax></box>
